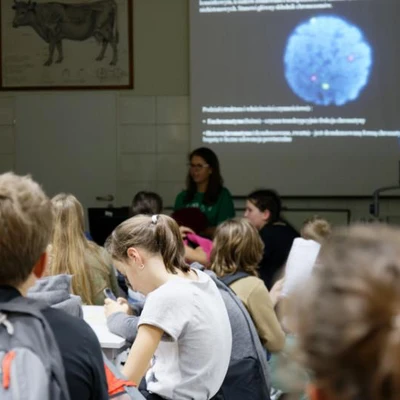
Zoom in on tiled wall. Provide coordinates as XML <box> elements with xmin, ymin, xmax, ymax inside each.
<box><xmin>116</xmin><ymin>95</ymin><xmax>190</xmax><ymax>208</ymax></box>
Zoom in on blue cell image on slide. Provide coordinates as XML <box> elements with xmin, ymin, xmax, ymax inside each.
<box><xmin>284</xmin><ymin>15</ymin><xmax>373</xmax><ymax>106</ymax></box>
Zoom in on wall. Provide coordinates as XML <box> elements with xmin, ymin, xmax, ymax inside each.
<box><xmin>0</xmin><ymin>0</ymin><xmax>190</xmax><ymax>210</ymax></box>
<box><xmin>0</xmin><ymin>0</ymin><xmax>398</xmax><ymax>226</ymax></box>
<box><xmin>116</xmin><ymin>0</ymin><xmax>190</xmax><ymax>206</ymax></box>
<box><xmin>117</xmin><ymin>95</ymin><xmax>190</xmax><ymax>207</ymax></box>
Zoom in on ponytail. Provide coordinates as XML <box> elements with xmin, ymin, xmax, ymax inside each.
<box><xmin>106</xmin><ymin>214</ymin><xmax>189</xmax><ymax>274</ymax></box>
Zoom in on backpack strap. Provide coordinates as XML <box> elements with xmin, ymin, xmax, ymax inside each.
<box><xmin>215</xmin><ymin>276</ymin><xmax>271</xmax><ymax>397</ymax></box>
<box><xmin>0</xmin><ymin>296</ymin><xmax>51</xmax><ymax>316</ymax></box>
<box><xmin>103</xmin><ymin>352</ymin><xmax>146</xmax><ymax>399</ymax></box>
<box><xmin>220</xmin><ymin>271</ymin><xmax>250</xmax><ymax>286</ymax></box>
<box><xmin>0</xmin><ymin>297</ymin><xmax>71</xmax><ymax>400</ymax></box>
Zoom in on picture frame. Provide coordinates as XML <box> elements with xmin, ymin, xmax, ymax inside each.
<box><xmin>0</xmin><ymin>0</ymin><xmax>133</xmax><ymax>90</ymax></box>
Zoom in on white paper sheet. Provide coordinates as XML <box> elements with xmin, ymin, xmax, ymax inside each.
<box><xmin>281</xmin><ymin>238</ymin><xmax>321</xmax><ymax>297</ymax></box>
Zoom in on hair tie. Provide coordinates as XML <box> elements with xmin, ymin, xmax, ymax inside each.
<box><xmin>151</xmin><ymin>214</ymin><xmax>159</xmax><ymax>225</ymax></box>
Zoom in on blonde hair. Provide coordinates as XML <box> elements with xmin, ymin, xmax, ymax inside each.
<box><xmin>49</xmin><ymin>193</ymin><xmax>108</xmax><ymax>305</ymax></box>
<box><xmin>294</xmin><ymin>224</ymin><xmax>400</xmax><ymax>400</ymax></box>
<box><xmin>301</xmin><ymin>215</ymin><xmax>332</xmax><ymax>243</ymax></box>
<box><xmin>106</xmin><ymin>214</ymin><xmax>189</xmax><ymax>274</ymax></box>
<box><xmin>210</xmin><ymin>218</ymin><xmax>263</xmax><ymax>277</ymax></box>
<box><xmin>0</xmin><ymin>173</ymin><xmax>52</xmax><ymax>286</ymax></box>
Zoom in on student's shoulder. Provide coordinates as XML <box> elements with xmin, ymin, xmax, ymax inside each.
<box><xmin>151</xmin><ymin>278</ymin><xmax>191</xmax><ymax>298</ymax></box>
<box><xmin>175</xmin><ymin>189</ymin><xmax>187</xmax><ymax>199</ymax></box>
<box><xmin>174</xmin><ymin>190</ymin><xmax>188</xmax><ymax>207</ymax></box>
<box><xmin>261</xmin><ymin>222</ymin><xmax>298</xmax><ymax>238</ymax></box>
<box><xmin>274</xmin><ymin>222</ymin><xmax>299</xmax><ymax>239</ymax></box>
<box><xmin>147</xmin><ymin>277</ymin><xmax>201</xmax><ymax>307</ymax></box>
<box><xmin>220</xmin><ymin>187</ymin><xmax>233</xmax><ymax>197</ymax></box>
<box><xmin>233</xmin><ymin>275</ymin><xmax>264</xmax><ymax>291</ymax></box>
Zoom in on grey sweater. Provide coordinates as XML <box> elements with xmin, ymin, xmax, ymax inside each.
<box><xmin>28</xmin><ymin>274</ymin><xmax>83</xmax><ymax>319</ymax></box>
<box><xmin>106</xmin><ymin>303</ymin><xmax>143</xmax><ymax>343</ymax></box>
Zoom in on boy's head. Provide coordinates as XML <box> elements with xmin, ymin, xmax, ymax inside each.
<box><xmin>131</xmin><ymin>191</ymin><xmax>163</xmax><ymax>217</ymax></box>
<box><xmin>0</xmin><ymin>172</ymin><xmax>52</xmax><ymax>288</ymax></box>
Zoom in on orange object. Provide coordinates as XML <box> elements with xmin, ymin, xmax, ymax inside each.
<box><xmin>104</xmin><ymin>362</ymin><xmax>136</xmax><ymax>396</ymax></box>
<box><xmin>2</xmin><ymin>351</ymin><xmax>16</xmax><ymax>389</ymax></box>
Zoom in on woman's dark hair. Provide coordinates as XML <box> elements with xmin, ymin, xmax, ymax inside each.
<box><xmin>131</xmin><ymin>191</ymin><xmax>163</xmax><ymax>217</ymax></box>
<box><xmin>185</xmin><ymin>147</ymin><xmax>223</xmax><ymax>206</ymax></box>
<box><xmin>247</xmin><ymin>189</ymin><xmax>281</xmax><ymax>223</ymax></box>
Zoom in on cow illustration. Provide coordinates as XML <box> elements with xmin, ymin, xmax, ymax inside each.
<box><xmin>12</xmin><ymin>0</ymin><xmax>119</xmax><ymax>66</ymax></box>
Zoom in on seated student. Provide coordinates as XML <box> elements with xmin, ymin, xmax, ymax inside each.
<box><xmin>267</xmin><ymin>220</ymin><xmax>330</xmax><ymax>400</ymax></box>
<box><xmin>131</xmin><ymin>191</ymin><xmax>163</xmax><ymax>216</ymax></box>
<box><xmin>300</xmin><ymin>215</ymin><xmax>332</xmax><ymax>244</ymax></box>
<box><xmin>172</xmin><ymin>208</ymin><xmax>212</xmax><ymax>266</ymax></box>
<box><xmin>245</xmin><ymin>189</ymin><xmax>299</xmax><ymax>289</ymax></box>
<box><xmin>105</xmin><ymin>214</ymin><xmax>232</xmax><ymax>399</ymax></box>
<box><xmin>293</xmin><ymin>224</ymin><xmax>400</xmax><ymax>400</ymax></box>
<box><xmin>275</xmin><ymin>216</ymin><xmax>332</xmax><ymax>304</ymax></box>
<box><xmin>210</xmin><ymin>218</ymin><xmax>285</xmax><ymax>353</ymax></box>
<box><xmin>0</xmin><ymin>172</ymin><xmax>108</xmax><ymax>399</ymax></box>
<box><xmin>49</xmin><ymin>193</ymin><xmax>119</xmax><ymax>305</ymax></box>
<box><xmin>105</xmin><ymin>265</ymin><xmax>271</xmax><ymax>400</ymax></box>
<box><xmin>268</xmin><ymin>220</ymin><xmax>326</xmax><ymax>399</ymax></box>
<box><xmin>174</xmin><ymin>147</ymin><xmax>235</xmax><ymax>238</ymax></box>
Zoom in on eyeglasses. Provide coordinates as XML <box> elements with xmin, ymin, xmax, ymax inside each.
<box><xmin>188</xmin><ymin>163</ymin><xmax>209</xmax><ymax>170</ymax></box>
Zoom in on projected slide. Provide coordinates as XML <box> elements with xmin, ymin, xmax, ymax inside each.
<box><xmin>190</xmin><ymin>0</ymin><xmax>400</xmax><ymax>195</ymax></box>
<box><xmin>284</xmin><ymin>15</ymin><xmax>372</xmax><ymax>106</ymax></box>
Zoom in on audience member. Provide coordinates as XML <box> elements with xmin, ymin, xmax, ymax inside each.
<box><xmin>210</xmin><ymin>218</ymin><xmax>285</xmax><ymax>353</ymax></box>
<box><xmin>245</xmin><ymin>189</ymin><xmax>298</xmax><ymax>289</ymax></box>
<box><xmin>131</xmin><ymin>191</ymin><xmax>163</xmax><ymax>216</ymax></box>
<box><xmin>105</xmin><ymin>214</ymin><xmax>232</xmax><ymax>399</ymax></box>
<box><xmin>49</xmin><ymin>193</ymin><xmax>119</xmax><ymax>305</ymax></box>
<box><xmin>0</xmin><ymin>172</ymin><xmax>108</xmax><ymax>399</ymax></box>
<box><xmin>174</xmin><ymin>147</ymin><xmax>235</xmax><ymax>237</ymax></box>
<box><xmin>300</xmin><ymin>215</ymin><xmax>332</xmax><ymax>244</ymax></box>
<box><xmin>294</xmin><ymin>224</ymin><xmax>400</xmax><ymax>400</ymax></box>
<box><xmin>105</xmin><ymin>263</ymin><xmax>271</xmax><ymax>399</ymax></box>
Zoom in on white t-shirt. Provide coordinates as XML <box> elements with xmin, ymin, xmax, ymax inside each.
<box><xmin>138</xmin><ymin>269</ymin><xmax>232</xmax><ymax>400</ymax></box>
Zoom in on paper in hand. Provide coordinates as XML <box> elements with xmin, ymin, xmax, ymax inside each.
<box><xmin>281</xmin><ymin>237</ymin><xmax>321</xmax><ymax>297</ymax></box>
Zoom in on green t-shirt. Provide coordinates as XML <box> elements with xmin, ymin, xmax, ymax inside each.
<box><xmin>174</xmin><ymin>187</ymin><xmax>235</xmax><ymax>227</ymax></box>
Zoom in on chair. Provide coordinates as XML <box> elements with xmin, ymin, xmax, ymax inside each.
<box><xmin>88</xmin><ymin>207</ymin><xmax>130</xmax><ymax>246</ymax></box>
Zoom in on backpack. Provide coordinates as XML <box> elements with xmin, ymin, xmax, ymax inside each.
<box><xmin>103</xmin><ymin>353</ymin><xmax>146</xmax><ymax>399</ymax></box>
<box><xmin>0</xmin><ymin>296</ymin><xmax>71</xmax><ymax>400</ymax></box>
<box><xmin>219</xmin><ymin>271</ymin><xmax>250</xmax><ymax>287</ymax></box>
<box><xmin>212</xmin><ymin>273</ymin><xmax>271</xmax><ymax>400</ymax></box>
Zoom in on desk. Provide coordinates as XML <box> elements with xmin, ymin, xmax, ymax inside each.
<box><xmin>83</xmin><ymin>305</ymin><xmax>128</xmax><ymax>363</ymax></box>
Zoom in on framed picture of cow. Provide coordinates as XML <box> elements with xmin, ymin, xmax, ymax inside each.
<box><xmin>0</xmin><ymin>0</ymin><xmax>133</xmax><ymax>90</ymax></box>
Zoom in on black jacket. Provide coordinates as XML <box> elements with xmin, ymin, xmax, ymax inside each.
<box><xmin>259</xmin><ymin>221</ymin><xmax>299</xmax><ymax>289</ymax></box>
